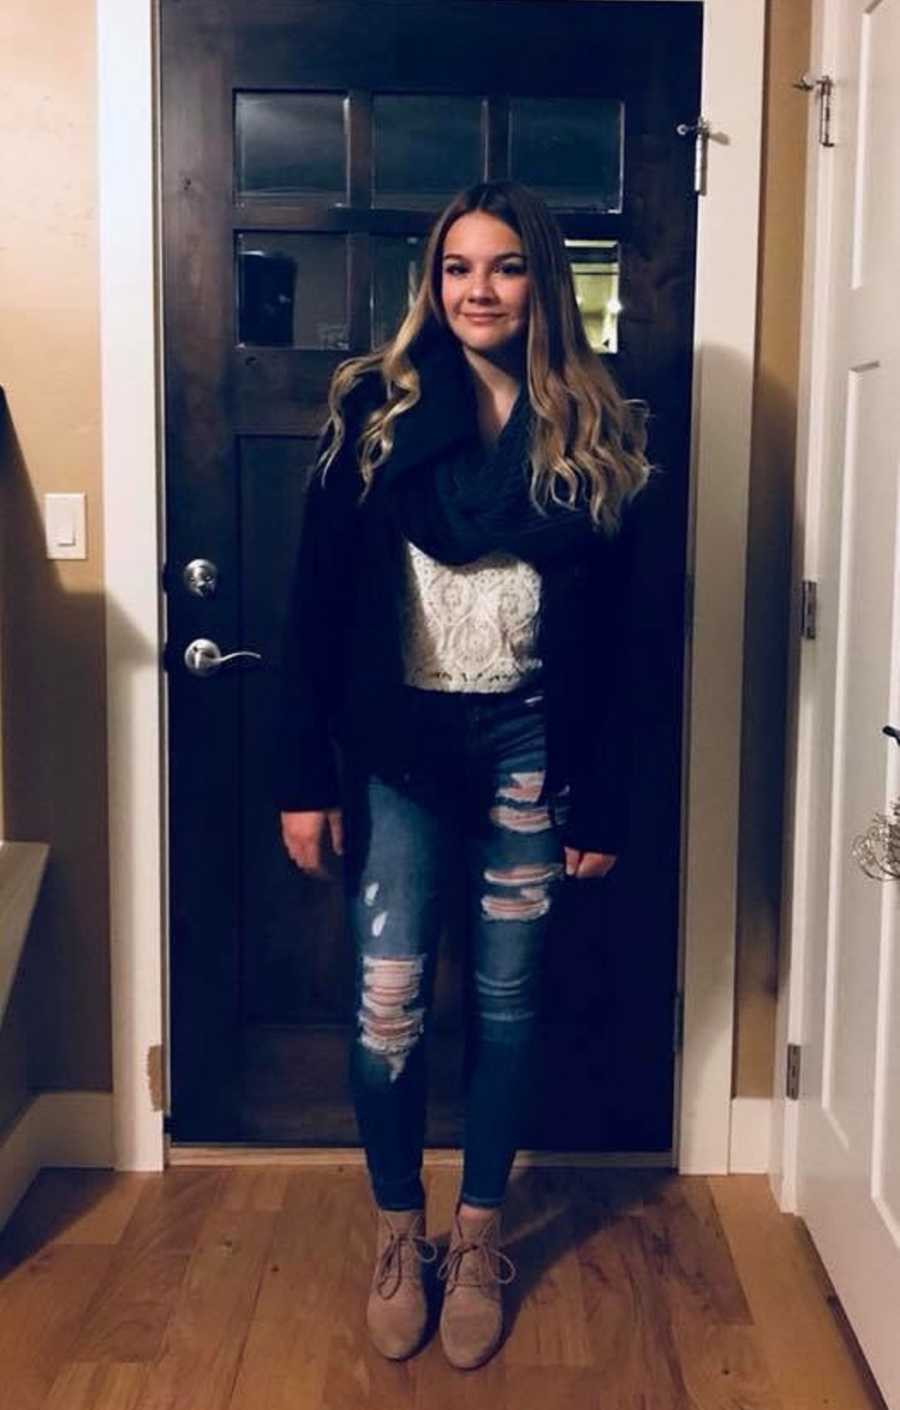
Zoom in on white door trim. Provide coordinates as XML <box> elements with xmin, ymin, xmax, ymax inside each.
<box><xmin>98</xmin><ymin>0</ymin><xmax>766</xmax><ymax>1173</ymax></box>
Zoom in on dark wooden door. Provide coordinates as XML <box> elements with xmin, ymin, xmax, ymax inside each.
<box><xmin>161</xmin><ymin>0</ymin><xmax>702</xmax><ymax>1147</ymax></box>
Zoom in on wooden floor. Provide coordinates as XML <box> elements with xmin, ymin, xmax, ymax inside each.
<box><xmin>0</xmin><ymin>1163</ymin><xmax>889</xmax><ymax>1410</ymax></box>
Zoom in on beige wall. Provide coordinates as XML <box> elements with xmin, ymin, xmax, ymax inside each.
<box><xmin>0</xmin><ymin>0</ymin><xmax>808</xmax><ymax>1135</ymax></box>
<box><xmin>0</xmin><ymin>0</ymin><xmax>110</xmax><ymax>1133</ymax></box>
<box><xmin>735</xmin><ymin>0</ymin><xmax>812</xmax><ymax>1097</ymax></box>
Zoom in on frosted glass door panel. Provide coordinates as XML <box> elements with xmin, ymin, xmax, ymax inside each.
<box><xmin>510</xmin><ymin>97</ymin><xmax>624</xmax><ymax>211</ymax></box>
<box><xmin>235</xmin><ymin>92</ymin><xmax>347</xmax><ymax>202</ymax></box>
<box><xmin>373</xmin><ymin>95</ymin><xmax>484</xmax><ymax>208</ymax></box>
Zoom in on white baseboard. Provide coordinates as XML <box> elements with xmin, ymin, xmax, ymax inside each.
<box><xmin>729</xmin><ymin>1095</ymin><xmax>773</xmax><ymax>1172</ymax></box>
<box><xmin>0</xmin><ymin>1090</ymin><xmax>113</xmax><ymax>1232</ymax></box>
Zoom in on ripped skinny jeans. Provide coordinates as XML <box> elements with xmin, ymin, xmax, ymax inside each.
<box><xmin>341</xmin><ymin>680</ymin><xmax>570</xmax><ymax>1212</ymax></box>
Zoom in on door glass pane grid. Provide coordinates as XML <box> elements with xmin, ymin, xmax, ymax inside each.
<box><xmin>235</xmin><ymin>92</ymin><xmax>348</xmax><ymax>203</ymax></box>
<box><xmin>373</xmin><ymin>94</ymin><xmax>485</xmax><ymax>209</ymax></box>
<box><xmin>236</xmin><ymin>233</ymin><xmax>349</xmax><ymax>349</ymax></box>
<box><xmin>510</xmin><ymin>97</ymin><xmax>624</xmax><ymax>212</ymax></box>
<box><xmin>565</xmin><ymin>240</ymin><xmax>621</xmax><ymax>353</ymax></box>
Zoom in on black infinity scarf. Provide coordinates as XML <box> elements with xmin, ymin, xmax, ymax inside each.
<box><xmin>385</xmin><ymin>380</ymin><xmax>607</xmax><ymax>572</ymax></box>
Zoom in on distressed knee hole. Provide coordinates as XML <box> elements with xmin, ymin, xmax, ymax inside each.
<box><xmin>484</xmin><ymin>862</ymin><xmax>563</xmax><ymax>887</ymax></box>
<box><xmin>489</xmin><ymin>803</ymin><xmax>553</xmax><ymax>834</ymax></box>
<box><xmin>363</xmin><ymin>881</ymin><xmax>380</xmax><ymax>906</ymax></box>
<box><xmin>482</xmin><ymin>890</ymin><xmax>551</xmax><ymax>921</ymax></box>
<box><xmin>359</xmin><ymin>955</ymin><xmax>425</xmax><ymax>1082</ymax></box>
<box><xmin>481</xmin><ymin>861</ymin><xmax>563</xmax><ymax>922</ymax></box>
<box><xmin>496</xmin><ymin>770</ymin><xmax>545</xmax><ymax>804</ymax></box>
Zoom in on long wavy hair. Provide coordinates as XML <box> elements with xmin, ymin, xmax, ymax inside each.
<box><xmin>318</xmin><ymin>180</ymin><xmax>652</xmax><ymax>535</ymax></box>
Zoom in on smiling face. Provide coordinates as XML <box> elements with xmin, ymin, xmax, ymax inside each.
<box><xmin>439</xmin><ymin>210</ymin><xmax>530</xmax><ymax>360</ymax></box>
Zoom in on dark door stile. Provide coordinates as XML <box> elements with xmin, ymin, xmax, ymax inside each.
<box><xmin>161</xmin><ymin>1</ymin><xmax>703</xmax><ymax>1146</ymax></box>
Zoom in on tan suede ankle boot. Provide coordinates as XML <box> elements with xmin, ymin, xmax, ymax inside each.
<box><xmin>437</xmin><ymin>1207</ymin><xmax>516</xmax><ymax>1370</ymax></box>
<box><xmin>366</xmin><ymin>1207</ymin><xmax>437</xmax><ymax>1360</ymax></box>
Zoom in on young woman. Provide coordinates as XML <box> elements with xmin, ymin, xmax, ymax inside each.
<box><xmin>276</xmin><ymin>180</ymin><xmax>652</xmax><ymax>1370</ymax></box>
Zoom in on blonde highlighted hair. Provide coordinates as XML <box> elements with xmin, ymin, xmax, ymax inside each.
<box><xmin>318</xmin><ymin>180</ymin><xmax>652</xmax><ymax>535</ymax></box>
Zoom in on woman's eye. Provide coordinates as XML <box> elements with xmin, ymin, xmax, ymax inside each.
<box><xmin>444</xmin><ymin>264</ymin><xmax>467</xmax><ymax>276</ymax></box>
<box><xmin>500</xmin><ymin>264</ymin><xmax>526</xmax><ymax>276</ymax></box>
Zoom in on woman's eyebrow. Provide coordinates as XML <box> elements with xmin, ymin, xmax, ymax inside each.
<box><xmin>441</xmin><ymin>250</ymin><xmax>526</xmax><ymax>261</ymax></box>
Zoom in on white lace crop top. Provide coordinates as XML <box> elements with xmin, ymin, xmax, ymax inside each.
<box><xmin>399</xmin><ymin>538</ymin><xmax>543</xmax><ymax>692</ymax></box>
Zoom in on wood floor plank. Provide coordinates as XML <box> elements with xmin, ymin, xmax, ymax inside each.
<box><xmin>0</xmin><ymin>1169</ymin><xmax>147</xmax><ymax>1263</ymax></box>
<box><xmin>0</xmin><ymin>1244</ymin><xmax>113</xmax><ymax>1410</ymax></box>
<box><xmin>219</xmin><ymin>1167</ymin><xmax>289</xmax><ymax>1214</ymax></box>
<box><xmin>118</xmin><ymin>1168</ymin><xmax>227</xmax><ymax>1258</ymax></box>
<box><xmin>70</xmin><ymin>1243</ymin><xmax>192</xmax><ymax>1364</ymax></box>
<box><xmin>226</xmin><ymin>1168</ymin><xmax>355</xmax><ymax>1410</ymax></box>
<box><xmin>638</xmin><ymin>1174</ymin><xmax>753</xmax><ymax>1324</ymax></box>
<box><xmin>710</xmin><ymin>1174</ymin><xmax>890</xmax><ymax>1410</ymax></box>
<box><xmin>577</xmin><ymin>1212</ymin><xmax>693</xmax><ymax>1408</ymax></box>
<box><xmin>61</xmin><ymin>1170</ymin><xmax>228</xmax><ymax>1365</ymax></box>
<box><xmin>636</xmin><ymin>1182</ymin><xmax>783</xmax><ymax>1409</ymax></box>
<box><xmin>130</xmin><ymin>1197</ymin><xmax>278</xmax><ymax>1410</ymax></box>
<box><xmin>500</xmin><ymin>1365</ymin><xmax>615</xmax><ymax>1409</ymax></box>
<box><xmin>43</xmin><ymin>1361</ymin><xmax>149</xmax><ymax>1409</ymax></box>
<box><xmin>500</xmin><ymin>1167</ymin><xmax>592</xmax><ymax>1368</ymax></box>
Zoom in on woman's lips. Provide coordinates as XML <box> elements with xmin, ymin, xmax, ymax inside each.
<box><xmin>463</xmin><ymin>313</ymin><xmax>502</xmax><ymax>322</ymax></box>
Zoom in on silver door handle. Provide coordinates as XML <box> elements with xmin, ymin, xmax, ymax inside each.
<box><xmin>184</xmin><ymin>638</ymin><xmax>263</xmax><ymax>677</ymax></box>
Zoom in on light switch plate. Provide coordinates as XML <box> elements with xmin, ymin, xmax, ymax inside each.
<box><xmin>45</xmin><ymin>493</ymin><xmax>87</xmax><ymax>560</ymax></box>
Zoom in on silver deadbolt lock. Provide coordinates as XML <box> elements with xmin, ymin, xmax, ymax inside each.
<box><xmin>183</xmin><ymin>558</ymin><xmax>218</xmax><ymax>597</ymax></box>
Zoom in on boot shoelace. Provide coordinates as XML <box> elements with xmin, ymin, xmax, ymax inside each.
<box><xmin>437</xmin><ymin>1219</ymin><xmax>517</xmax><ymax>1293</ymax></box>
<box><xmin>375</xmin><ymin>1218</ymin><xmax>438</xmax><ymax>1299</ymax></box>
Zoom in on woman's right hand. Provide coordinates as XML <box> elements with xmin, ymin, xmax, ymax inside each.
<box><xmin>280</xmin><ymin>808</ymin><xmax>344</xmax><ymax>880</ymax></box>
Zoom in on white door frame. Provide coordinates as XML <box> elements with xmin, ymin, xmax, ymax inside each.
<box><xmin>98</xmin><ymin>0</ymin><xmax>766</xmax><ymax>1172</ymax></box>
<box><xmin>771</xmin><ymin>0</ymin><xmax>828</xmax><ymax>1216</ymax></box>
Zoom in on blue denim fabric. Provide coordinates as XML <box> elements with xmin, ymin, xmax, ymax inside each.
<box><xmin>340</xmin><ymin>679</ymin><xmax>570</xmax><ymax>1211</ymax></box>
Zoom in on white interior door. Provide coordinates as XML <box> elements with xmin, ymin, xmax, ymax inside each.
<box><xmin>795</xmin><ymin>1</ymin><xmax>900</xmax><ymax>1405</ymax></box>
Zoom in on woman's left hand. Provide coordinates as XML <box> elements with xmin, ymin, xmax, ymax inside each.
<box><xmin>564</xmin><ymin>847</ymin><xmax>617</xmax><ymax>879</ymax></box>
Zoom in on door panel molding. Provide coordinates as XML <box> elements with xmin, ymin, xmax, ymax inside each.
<box><xmin>98</xmin><ymin>0</ymin><xmax>767</xmax><ymax>1173</ymax></box>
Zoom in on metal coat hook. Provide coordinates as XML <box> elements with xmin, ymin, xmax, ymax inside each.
<box><xmin>793</xmin><ymin>72</ymin><xmax>835</xmax><ymax>148</ymax></box>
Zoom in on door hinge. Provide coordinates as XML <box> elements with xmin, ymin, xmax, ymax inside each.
<box><xmin>786</xmin><ymin>1042</ymin><xmax>802</xmax><ymax>1100</ymax></box>
<box><xmin>793</xmin><ymin>73</ymin><xmax>835</xmax><ymax>148</ymax></box>
<box><xmin>676</xmin><ymin>116</ymin><xmax>711</xmax><ymax>195</ymax></box>
<box><xmin>801</xmin><ymin>579</ymin><xmax>818</xmax><ymax>639</ymax></box>
<box><xmin>673</xmin><ymin>992</ymin><xmax>684</xmax><ymax>1052</ymax></box>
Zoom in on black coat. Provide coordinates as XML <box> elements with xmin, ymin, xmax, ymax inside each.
<box><xmin>274</xmin><ymin>333</ymin><xmax>642</xmax><ymax>854</ymax></box>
